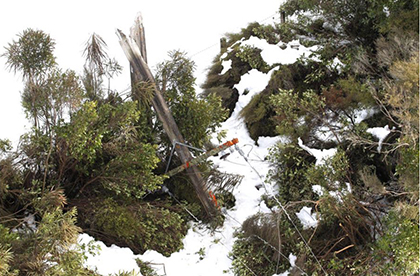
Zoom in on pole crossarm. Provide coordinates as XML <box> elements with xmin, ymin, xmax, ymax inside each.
<box><xmin>166</xmin><ymin>138</ymin><xmax>239</xmax><ymax>177</ymax></box>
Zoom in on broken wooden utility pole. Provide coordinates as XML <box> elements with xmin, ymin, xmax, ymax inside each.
<box><xmin>117</xmin><ymin>14</ymin><xmax>219</xmax><ymax>219</ymax></box>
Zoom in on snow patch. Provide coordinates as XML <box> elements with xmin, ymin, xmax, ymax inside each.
<box><xmin>240</xmin><ymin>36</ymin><xmax>319</xmax><ymax>66</ymax></box>
<box><xmin>220</xmin><ymin>59</ymin><xmax>232</xmax><ymax>74</ymax></box>
<box><xmin>79</xmin><ymin>234</ymin><xmax>142</xmax><ymax>275</ymax></box>
<box><xmin>289</xmin><ymin>253</ymin><xmax>297</xmax><ymax>267</ymax></box>
<box><xmin>352</xmin><ymin>107</ymin><xmax>378</xmax><ymax>124</ymax></box>
<box><xmin>312</xmin><ymin>185</ymin><xmax>323</xmax><ymax>196</ymax></box>
<box><xmin>367</xmin><ymin>125</ymin><xmax>391</xmax><ymax>153</ymax></box>
<box><xmin>329</xmin><ymin>57</ymin><xmax>344</xmax><ymax>73</ymax></box>
<box><xmin>296</xmin><ymin>206</ymin><xmax>318</xmax><ymax>229</ymax></box>
<box><xmin>298</xmin><ymin>137</ymin><xmax>337</xmax><ymax>166</ymax></box>
<box><xmin>232</xmin><ymin>67</ymin><xmax>277</xmax><ymax>117</ymax></box>
<box><xmin>328</xmin><ymin>182</ymin><xmax>352</xmax><ymax>202</ymax></box>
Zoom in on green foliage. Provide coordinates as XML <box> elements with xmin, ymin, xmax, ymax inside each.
<box><xmin>3</xmin><ymin>29</ymin><xmax>84</xmax><ymax>132</ymax></box>
<box><xmin>109</xmin><ymin>270</ymin><xmax>142</xmax><ymax>276</ymax></box>
<box><xmin>90</xmin><ymin>198</ymin><xmax>187</xmax><ymax>257</ymax></box>
<box><xmin>2</xmin><ymin>29</ymin><xmax>56</xmax><ymax>79</ymax></box>
<box><xmin>0</xmin><ymin>208</ymin><xmax>96</xmax><ymax>275</ymax></box>
<box><xmin>281</xmin><ymin>0</ymin><xmax>381</xmax><ymax>47</ymax></box>
<box><xmin>82</xmin><ymin>33</ymin><xmax>122</xmax><ymax>99</ymax></box>
<box><xmin>231</xmin><ymin>233</ymin><xmax>278</xmax><ymax>276</ymax></box>
<box><xmin>322</xmin><ymin>77</ymin><xmax>375</xmax><ymax>110</ymax></box>
<box><xmin>201</xmin><ymin>1</ymin><xmax>420</xmax><ymax>275</ymax></box>
<box><xmin>371</xmin><ymin>208</ymin><xmax>419</xmax><ymax>275</ymax></box>
<box><xmin>21</xmin><ymin>68</ymin><xmax>84</xmax><ymax>132</ymax></box>
<box><xmin>0</xmin><ymin>245</ymin><xmax>18</xmax><ymax>276</ymax></box>
<box><xmin>155</xmin><ymin>50</ymin><xmax>227</xmax><ymax>148</ymax></box>
<box><xmin>367</xmin><ymin>0</ymin><xmax>419</xmax><ymax>34</ymax></box>
<box><xmin>305</xmin><ymin>149</ymin><xmax>350</xmax><ymax>192</ymax></box>
<box><xmin>57</xmin><ymin>99</ymin><xmax>164</xmax><ymax>198</ymax></box>
<box><xmin>239</xmin><ymin>90</ymin><xmax>277</xmax><ymax>141</ymax></box>
<box><xmin>235</xmin><ymin>45</ymin><xmax>269</xmax><ymax>72</ymax></box>
<box><xmin>135</xmin><ymin>259</ymin><xmax>158</xmax><ymax>276</ymax></box>
<box><xmin>267</xmin><ymin>142</ymin><xmax>316</xmax><ymax>203</ymax></box>
<box><xmin>251</xmin><ymin>24</ymin><xmax>279</xmax><ymax>44</ymax></box>
<box><xmin>60</xmin><ymin>101</ymin><xmax>102</xmax><ymax>167</ymax></box>
<box><xmin>0</xmin><ymin>156</ymin><xmax>22</xmax><ymax>204</ymax></box>
<box><xmin>270</xmin><ymin>89</ymin><xmax>325</xmax><ymax>139</ymax></box>
<box><xmin>396</xmin><ymin>146</ymin><xmax>419</xmax><ymax>199</ymax></box>
<box><xmin>231</xmin><ymin>212</ymin><xmax>301</xmax><ymax>276</ymax></box>
<box><xmin>0</xmin><ymin>139</ymin><xmax>11</xmax><ymax>153</ymax></box>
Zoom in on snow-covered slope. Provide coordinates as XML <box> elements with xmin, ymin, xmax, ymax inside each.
<box><xmin>79</xmin><ymin>35</ymin><xmax>324</xmax><ymax>276</ymax></box>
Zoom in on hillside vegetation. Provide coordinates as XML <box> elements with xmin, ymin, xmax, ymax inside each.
<box><xmin>202</xmin><ymin>0</ymin><xmax>419</xmax><ymax>274</ymax></box>
<box><xmin>0</xmin><ymin>0</ymin><xmax>418</xmax><ymax>275</ymax></box>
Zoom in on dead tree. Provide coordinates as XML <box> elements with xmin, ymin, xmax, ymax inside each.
<box><xmin>117</xmin><ymin>14</ymin><xmax>219</xmax><ymax>219</ymax></box>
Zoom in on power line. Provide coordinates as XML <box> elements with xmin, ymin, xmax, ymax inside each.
<box><xmin>190</xmin><ymin>42</ymin><xmax>220</xmax><ymax>58</ymax></box>
<box><xmin>189</xmin><ymin>11</ymin><xmax>280</xmax><ymax>58</ymax></box>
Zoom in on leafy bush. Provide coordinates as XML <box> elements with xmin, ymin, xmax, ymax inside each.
<box><xmin>239</xmin><ymin>90</ymin><xmax>277</xmax><ymax>141</ymax></box>
<box><xmin>57</xmin><ymin>99</ymin><xmax>164</xmax><ymax>199</ymax></box>
<box><xmin>231</xmin><ymin>232</ymin><xmax>279</xmax><ymax>276</ymax></box>
<box><xmin>267</xmin><ymin>142</ymin><xmax>316</xmax><ymax>203</ymax></box>
<box><xmin>235</xmin><ymin>45</ymin><xmax>269</xmax><ymax>72</ymax></box>
<box><xmin>372</xmin><ymin>208</ymin><xmax>419</xmax><ymax>275</ymax></box>
<box><xmin>87</xmin><ymin>198</ymin><xmax>187</xmax><ymax>257</ymax></box>
<box><xmin>136</xmin><ymin>259</ymin><xmax>159</xmax><ymax>276</ymax></box>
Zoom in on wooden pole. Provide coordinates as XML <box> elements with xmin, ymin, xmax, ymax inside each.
<box><xmin>116</xmin><ymin>16</ymin><xmax>219</xmax><ymax>219</ymax></box>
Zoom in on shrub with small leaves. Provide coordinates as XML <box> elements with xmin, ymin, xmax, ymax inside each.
<box><xmin>90</xmin><ymin>198</ymin><xmax>187</xmax><ymax>257</ymax></box>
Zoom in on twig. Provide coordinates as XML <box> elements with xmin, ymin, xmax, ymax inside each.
<box><xmin>334</xmin><ymin>244</ymin><xmax>354</xmax><ymax>256</ymax></box>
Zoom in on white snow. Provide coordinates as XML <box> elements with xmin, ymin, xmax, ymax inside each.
<box><xmin>79</xmin><ymin>234</ymin><xmax>142</xmax><ymax>275</ymax></box>
<box><xmin>12</xmin><ymin>213</ymin><xmax>37</xmax><ymax>234</ymax></box>
<box><xmin>220</xmin><ymin>59</ymin><xmax>232</xmax><ymax>74</ymax></box>
<box><xmin>240</xmin><ymin>36</ymin><xmax>319</xmax><ymax>66</ymax></box>
<box><xmin>298</xmin><ymin>137</ymin><xmax>337</xmax><ymax>166</ymax></box>
<box><xmin>367</xmin><ymin>125</ymin><xmax>391</xmax><ymax>153</ymax></box>
<box><xmin>232</xmin><ymin>67</ymin><xmax>278</xmax><ymax>118</ymax></box>
<box><xmin>312</xmin><ymin>185</ymin><xmax>323</xmax><ymax>196</ymax></box>
<box><xmin>288</xmin><ymin>253</ymin><xmax>297</xmax><ymax>267</ymax></box>
<box><xmin>273</xmin><ymin>272</ymin><xmax>289</xmax><ymax>276</ymax></box>
<box><xmin>352</xmin><ymin>107</ymin><xmax>378</xmax><ymax>124</ymax></box>
<box><xmin>296</xmin><ymin>206</ymin><xmax>318</xmax><ymax>229</ymax></box>
<box><xmin>329</xmin><ymin>57</ymin><xmax>344</xmax><ymax>73</ymax></box>
<box><xmin>328</xmin><ymin>181</ymin><xmax>352</xmax><ymax>202</ymax></box>
<box><xmin>314</xmin><ymin>124</ymin><xmax>340</xmax><ymax>143</ymax></box>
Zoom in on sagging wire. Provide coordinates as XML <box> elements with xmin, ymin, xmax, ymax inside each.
<box><xmin>161</xmin><ymin>185</ymin><xmax>200</xmax><ymax>223</ymax></box>
<box><xmin>234</xmin><ymin>144</ymin><xmax>266</xmax><ymax>190</ymax></box>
